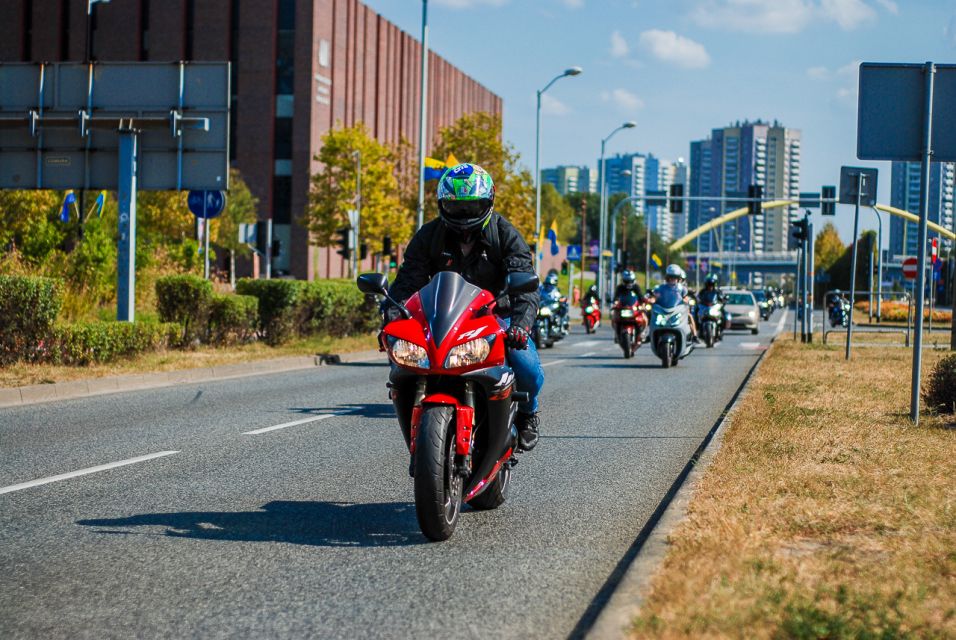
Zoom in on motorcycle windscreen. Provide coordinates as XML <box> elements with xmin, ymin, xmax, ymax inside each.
<box><xmin>654</xmin><ymin>286</ymin><xmax>683</xmax><ymax>309</ymax></box>
<box><xmin>619</xmin><ymin>293</ymin><xmax>640</xmax><ymax>307</ymax></box>
<box><xmin>418</xmin><ymin>271</ymin><xmax>484</xmax><ymax>347</ymax></box>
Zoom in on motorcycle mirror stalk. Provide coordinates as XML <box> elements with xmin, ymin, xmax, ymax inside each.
<box><xmin>478</xmin><ymin>272</ymin><xmax>540</xmax><ymax>314</ymax></box>
<box><xmin>356</xmin><ymin>273</ymin><xmax>412</xmax><ymax>319</ymax></box>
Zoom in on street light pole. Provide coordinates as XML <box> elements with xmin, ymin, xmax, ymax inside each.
<box><xmin>415</xmin><ymin>0</ymin><xmax>429</xmax><ymax>230</ymax></box>
<box><xmin>353</xmin><ymin>150</ymin><xmax>361</xmax><ymax>279</ymax></box>
<box><xmin>598</xmin><ymin>121</ymin><xmax>636</xmax><ymax>306</ymax></box>
<box><xmin>534</xmin><ymin>67</ymin><xmax>582</xmax><ymax>274</ymax></box>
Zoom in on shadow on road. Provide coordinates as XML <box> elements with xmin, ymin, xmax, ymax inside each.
<box><xmin>77</xmin><ymin>500</ymin><xmax>425</xmax><ymax>547</ymax></box>
<box><xmin>287</xmin><ymin>403</ymin><xmax>395</xmax><ymax>419</ymax></box>
<box><xmin>571</xmin><ymin>363</ymin><xmax>665</xmax><ymax>369</ymax></box>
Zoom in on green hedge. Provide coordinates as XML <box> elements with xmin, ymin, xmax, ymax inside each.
<box><xmin>155</xmin><ymin>275</ymin><xmax>213</xmax><ymax>345</ymax></box>
<box><xmin>300</xmin><ymin>280</ymin><xmax>379</xmax><ymax>337</ymax></box>
<box><xmin>208</xmin><ymin>294</ymin><xmax>259</xmax><ymax>346</ymax></box>
<box><xmin>235</xmin><ymin>279</ymin><xmax>304</xmax><ymax>345</ymax></box>
<box><xmin>924</xmin><ymin>354</ymin><xmax>956</xmax><ymax>414</ymax></box>
<box><xmin>0</xmin><ymin>275</ymin><xmax>63</xmax><ymax>364</ymax></box>
<box><xmin>52</xmin><ymin>321</ymin><xmax>180</xmax><ymax>365</ymax></box>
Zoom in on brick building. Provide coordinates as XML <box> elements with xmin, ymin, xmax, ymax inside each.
<box><xmin>0</xmin><ymin>0</ymin><xmax>502</xmax><ymax>279</ymax></box>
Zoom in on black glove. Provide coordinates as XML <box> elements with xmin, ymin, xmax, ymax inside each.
<box><xmin>506</xmin><ymin>325</ymin><xmax>530</xmax><ymax>350</ymax></box>
<box><xmin>383</xmin><ymin>305</ymin><xmax>403</xmax><ymax>326</ymax></box>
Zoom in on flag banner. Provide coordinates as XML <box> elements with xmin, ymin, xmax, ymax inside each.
<box><xmin>651</xmin><ymin>253</ymin><xmax>662</xmax><ymax>269</ymax></box>
<box><xmin>89</xmin><ymin>190</ymin><xmax>108</xmax><ymax>218</ymax></box>
<box><xmin>423</xmin><ymin>153</ymin><xmax>461</xmax><ymax>181</ymax></box>
<box><xmin>547</xmin><ymin>220</ymin><xmax>560</xmax><ymax>256</ymax></box>
<box><xmin>537</xmin><ymin>225</ymin><xmax>546</xmax><ymax>263</ymax></box>
<box><xmin>59</xmin><ymin>190</ymin><xmax>76</xmax><ymax>223</ymax></box>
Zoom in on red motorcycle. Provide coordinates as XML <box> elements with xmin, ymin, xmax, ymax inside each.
<box><xmin>581</xmin><ymin>298</ymin><xmax>601</xmax><ymax>334</ymax></box>
<box><xmin>611</xmin><ymin>292</ymin><xmax>649</xmax><ymax>358</ymax></box>
<box><xmin>357</xmin><ymin>270</ymin><xmax>539</xmax><ymax>541</ymax></box>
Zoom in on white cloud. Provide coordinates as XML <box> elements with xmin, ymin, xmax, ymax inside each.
<box><xmin>638</xmin><ymin>29</ymin><xmax>711</xmax><ymax>69</ymax></box>
<box><xmin>945</xmin><ymin>15</ymin><xmax>956</xmax><ymax>47</ymax></box>
<box><xmin>806</xmin><ymin>66</ymin><xmax>830</xmax><ymax>80</ymax></box>
<box><xmin>432</xmin><ymin>0</ymin><xmax>507</xmax><ymax>8</ymax></box>
<box><xmin>540</xmin><ymin>93</ymin><xmax>571</xmax><ymax>116</ymax></box>
<box><xmin>610</xmin><ymin>30</ymin><xmax>629</xmax><ymax>58</ymax></box>
<box><xmin>601</xmin><ymin>88</ymin><xmax>645</xmax><ymax>111</ymax></box>
<box><xmin>691</xmin><ymin>0</ymin><xmax>883</xmax><ymax>33</ymax></box>
<box><xmin>563</xmin><ymin>0</ymin><xmax>585</xmax><ymax>7</ymax></box>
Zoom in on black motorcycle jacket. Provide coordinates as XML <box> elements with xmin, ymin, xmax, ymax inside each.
<box><xmin>697</xmin><ymin>288</ymin><xmax>724</xmax><ymax>305</ymax></box>
<box><xmin>614</xmin><ymin>282</ymin><xmax>644</xmax><ymax>301</ymax></box>
<box><xmin>387</xmin><ymin>213</ymin><xmax>538</xmax><ymax>331</ymax></box>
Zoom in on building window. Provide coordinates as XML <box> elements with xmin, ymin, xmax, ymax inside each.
<box><xmin>274</xmin><ymin>176</ymin><xmax>292</xmax><ymax>224</ymax></box>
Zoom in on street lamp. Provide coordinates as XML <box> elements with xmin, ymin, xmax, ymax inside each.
<box><xmin>598</xmin><ymin>120</ymin><xmax>636</xmax><ymax>305</ymax></box>
<box><xmin>609</xmin><ymin>169</ymin><xmax>632</xmax><ymax>281</ymax></box>
<box><xmin>534</xmin><ymin>66</ymin><xmax>582</xmax><ymax>273</ymax></box>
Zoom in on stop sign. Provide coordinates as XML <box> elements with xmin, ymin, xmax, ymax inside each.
<box><xmin>902</xmin><ymin>257</ymin><xmax>918</xmax><ymax>280</ymax></box>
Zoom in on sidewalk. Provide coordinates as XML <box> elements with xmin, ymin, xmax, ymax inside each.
<box><xmin>0</xmin><ymin>349</ymin><xmax>383</xmax><ymax>409</ymax></box>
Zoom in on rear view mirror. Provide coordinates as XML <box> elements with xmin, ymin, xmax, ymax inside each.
<box><xmin>357</xmin><ymin>273</ymin><xmax>388</xmax><ymax>296</ymax></box>
<box><xmin>505</xmin><ymin>272</ymin><xmax>539</xmax><ymax>295</ymax></box>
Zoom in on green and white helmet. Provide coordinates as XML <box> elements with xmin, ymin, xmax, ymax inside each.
<box><xmin>437</xmin><ymin>163</ymin><xmax>495</xmax><ymax>234</ymax></box>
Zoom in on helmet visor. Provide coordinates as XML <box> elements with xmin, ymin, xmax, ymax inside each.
<box><xmin>441</xmin><ymin>199</ymin><xmax>491</xmax><ymax>222</ymax></box>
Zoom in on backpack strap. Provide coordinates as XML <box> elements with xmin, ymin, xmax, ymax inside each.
<box><xmin>485</xmin><ymin>214</ymin><xmax>503</xmax><ymax>267</ymax></box>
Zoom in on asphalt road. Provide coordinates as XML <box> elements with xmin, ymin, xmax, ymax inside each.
<box><xmin>1</xmin><ymin>311</ymin><xmax>784</xmax><ymax>639</ymax></box>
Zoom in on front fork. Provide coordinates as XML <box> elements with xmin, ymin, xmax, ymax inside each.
<box><xmin>394</xmin><ymin>378</ymin><xmax>477</xmax><ymax>479</ymax></box>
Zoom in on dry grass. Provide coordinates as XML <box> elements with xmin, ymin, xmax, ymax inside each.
<box><xmin>0</xmin><ymin>333</ymin><xmax>378</xmax><ymax>388</ymax></box>
<box><xmin>631</xmin><ymin>338</ymin><xmax>956</xmax><ymax>639</ymax></box>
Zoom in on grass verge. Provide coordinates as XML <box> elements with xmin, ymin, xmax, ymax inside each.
<box><xmin>0</xmin><ymin>333</ymin><xmax>378</xmax><ymax>388</ymax></box>
<box><xmin>631</xmin><ymin>337</ymin><xmax>956</xmax><ymax>638</ymax></box>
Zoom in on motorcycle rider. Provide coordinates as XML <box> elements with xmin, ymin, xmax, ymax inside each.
<box><xmin>651</xmin><ymin>264</ymin><xmax>699</xmax><ymax>342</ymax></box>
<box><xmin>581</xmin><ymin>284</ymin><xmax>600</xmax><ymax>307</ymax></box>
<box><xmin>827</xmin><ymin>289</ymin><xmax>849</xmax><ymax>325</ymax></box>
<box><xmin>611</xmin><ymin>270</ymin><xmax>644</xmax><ymax>342</ymax></box>
<box><xmin>384</xmin><ymin>163</ymin><xmax>544</xmax><ymax>452</ymax></box>
<box><xmin>539</xmin><ymin>270</ymin><xmax>562</xmax><ymax>304</ymax></box>
<box><xmin>695</xmin><ymin>274</ymin><xmax>725</xmax><ymax>339</ymax></box>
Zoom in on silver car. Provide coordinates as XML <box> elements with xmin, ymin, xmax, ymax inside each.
<box><xmin>723</xmin><ymin>289</ymin><xmax>760</xmax><ymax>335</ymax></box>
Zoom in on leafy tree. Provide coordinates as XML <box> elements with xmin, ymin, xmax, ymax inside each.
<box><xmin>215</xmin><ymin>169</ymin><xmax>259</xmax><ymax>287</ymax></box>
<box><xmin>815</xmin><ymin>222</ymin><xmax>845</xmax><ymax>272</ymax></box>
<box><xmin>431</xmin><ymin>113</ymin><xmax>536</xmax><ymax>240</ymax></box>
<box><xmin>564</xmin><ymin>192</ymin><xmax>601</xmax><ymax>244</ymax></box>
<box><xmin>539</xmin><ymin>183</ymin><xmax>576</xmax><ymax>242</ymax></box>
<box><xmin>304</xmin><ymin>122</ymin><xmax>412</xmax><ymax>255</ymax></box>
<box><xmin>138</xmin><ymin>190</ymin><xmax>193</xmax><ymax>245</ymax></box>
<box><xmin>0</xmin><ymin>190</ymin><xmax>66</xmax><ymax>265</ymax></box>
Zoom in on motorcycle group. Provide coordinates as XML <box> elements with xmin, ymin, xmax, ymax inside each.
<box><xmin>356</xmin><ymin>162</ymin><xmax>775</xmax><ymax>541</ymax></box>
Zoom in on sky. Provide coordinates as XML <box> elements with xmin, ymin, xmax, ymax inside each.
<box><xmin>363</xmin><ymin>0</ymin><xmax>956</xmax><ymax>245</ymax></box>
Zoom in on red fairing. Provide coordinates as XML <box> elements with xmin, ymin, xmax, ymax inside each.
<box><xmin>465</xmin><ymin>447</ymin><xmax>513</xmax><ymax>501</ymax></box>
<box><xmin>455</xmin><ymin>406</ymin><xmax>475</xmax><ymax>455</ymax></box>
<box><xmin>382</xmin><ymin>289</ymin><xmax>507</xmax><ymax>374</ymax></box>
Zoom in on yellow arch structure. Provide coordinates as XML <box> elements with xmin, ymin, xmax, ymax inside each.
<box><xmin>667</xmin><ymin>200</ymin><xmax>795</xmax><ymax>252</ymax></box>
<box><xmin>667</xmin><ymin>200</ymin><xmax>956</xmax><ymax>252</ymax></box>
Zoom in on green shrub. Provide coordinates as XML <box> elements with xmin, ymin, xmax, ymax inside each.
<box><xmin>0</xmin><ymin>275</ymin><xmax>63</xmax><ymax>364</ymax></box>
<box><xmin>52</xmin><ymin>321</ymin><xmax>179</xmax><ymax>365</ymax></box>
<box><xmin>235</xmin><ymin>278</ymin><xmax>304</xmax><ymax>345</ymax></box>
<box><xmin>923</xmin><ymin>353</ymin><xmax>956</xmax><ymax>414</ymax></box>
<box><xmin>155</xmin><ymin>275</ymin><xmax>213</xmax><ymax>344</ymax></box>
<box><xmin>208</xmin><ymin>294</ymin><xmax>259</xmax><ymax>345</ymax></box>
<box><xmin>300</xmin><ymin>280</ymin><xmax>378</xmax><ymax>337</ymax></box>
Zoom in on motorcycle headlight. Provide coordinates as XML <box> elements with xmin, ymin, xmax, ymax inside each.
<box><xmin>708</xmin><ymin>306</ymin><xmax>722</xmax><ymax>317</ymax></box>
<box><xmin>390</xmin><ymin>338</ymin><xmax>430</xmax><ymax>369</ymax></box>
<box><xmin>620</xmin><ymin>309</ymin><xmax>634</xmax><ymax>318</ymax></box>
<box><xmin>539</xmin><ymin>306</ymin><xmax>552</xmax><ymax>316</ymax></box>
<box><xmin>584</xmin><ymin>306</ymin><xmax>594</xmax><ymax>314</ymax></box>
<box><xmin>759</xmin><ymin>301</ymin><xmax>768</xmax><ymax>308</ymax></box>
<box><xmin>444</xmin><ymin>338</ymin><xmax>491</xmax><ymax>369</ymax></box>
<box><xmin>655</xmin><ymin>313</ymin><xmax>668</xmax><ymax>326</ymax></box>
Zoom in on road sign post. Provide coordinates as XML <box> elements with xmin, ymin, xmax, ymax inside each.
<box><xmin>188</xmin><ymin>190</ymin><xmax>226</xmax><ymax>280</ymax></box>
<box><xmin>117</xmin><ymin>130</ymin><xmax>137</xmax><ymax>322</ymax></box>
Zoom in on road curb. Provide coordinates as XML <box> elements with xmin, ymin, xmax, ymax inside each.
<box><xmin>580</xmin><ymin>318</ymin><xmax>783</xmax><ymax>640</ymax></box>
<box><xmin>0</xmin><ymin>349</ymin><xmax>383</xmax><ymax>409</ymax></box>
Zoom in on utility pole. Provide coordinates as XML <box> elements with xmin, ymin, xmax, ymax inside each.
<box><xmin>579</xmin><ymin>197</ymin><xmax>587</xmax><ymax>297</ymax></box>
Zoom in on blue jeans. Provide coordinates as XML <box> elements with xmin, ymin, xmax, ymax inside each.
<box><xmin>499</xmin><ymin>317</ymin><xmax>544</xmax><ymax>413</ymax></box>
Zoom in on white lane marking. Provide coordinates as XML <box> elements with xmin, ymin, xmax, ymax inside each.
<box><xmin>579</xmin><ymin>352</ymin><xmax>597</xmax><ymax>358</ymax></box>
<box><xmin>541</xmin><ymin>359</ymin><xmax>568</xmax><ymax>368</ymax></box>
<box><xmin>573</xmin><ymin>340</ymin><xmax>601</xmax><ymax>348</ymax></box>
<box><xmin>740</xmin><ymin>342</ymin><xmax>762</xmax><ymax>349</ymax></box>
<box><xmin>774</xmin><ymin>309</ymin><xmax>789</xmax><ymax>337</ymax></box>
<box><xmin>243</xmin><ymin>412</ymin><xmax>350</xmax><ymax>435</ymax></box>
<box><xmin>0</xmin><ymin>451</ymin><xmax>179</xmax><ymax>496</ymax></box>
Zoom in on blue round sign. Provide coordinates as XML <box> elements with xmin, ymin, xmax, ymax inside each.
<box><xmin>187</xmin><ymin>190</ymin><xmax>226</xmax><ymax>219</ymax></box>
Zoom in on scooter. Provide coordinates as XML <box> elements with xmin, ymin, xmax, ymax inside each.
<box><xmin>358</xmin><ymin>270</ymin><xmax>539</xmax><ymax>541</ymax></box>
<box><xmin>648</xmin><ymin>288</ymin><xmax>695</xmax><ymax>368</ymax></box>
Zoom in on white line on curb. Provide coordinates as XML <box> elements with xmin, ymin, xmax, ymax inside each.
<box><xmin>579</xmin><ymin>352</ymin><xmax>597</xmax><ymax>358</ymax></box>
<box><xmin>573</xmin><ymin>340</ymin><xmax>601</xmax><ymax>348</ymax></box>
<box><xmin>0</xmin><ymin>451</ymin><xmax>179</xmax><ymax>495</ymax></box>
<box><xmin>774</xmin><ymin>309</ymin><xmax>789</xmax><ymax>337</ymax></box>
<box><xmin>243</xmin><ymin>412</ymin><xmax>348</xmax><ymax>435</ymax></box>
<box><xmin>541</xmin><ymin>359</ymin><xmax>568</xmax><ymax>368</ymax></box>
<box><xmin>740</xmin><ymin>342</ymin><xmax>762</xmax><ymax>349</ymax></box>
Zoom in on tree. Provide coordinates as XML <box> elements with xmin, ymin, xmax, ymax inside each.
<box><xmin>431</xmin><ymin>113</ymin><xmax>536</xmax><ymax>240</ymax></box>
<box><xmin>814</xmin><ymin>222</ymin><xmax>845</xmax><ymax>272</ymax></box>
<box><xmin>539</xmin><ymin>183</ymin><xmax>576</xmax><ymax>242</ymax></box>
<box><xmin>304</xmin><ymin>123</ymin><xmax>412</xmax><ymax>254</ymax></box>
<box><xmin>215</xmin><ymin>169</ymin><xmax>259</xmax><ymax>287</ymax></box>
<box><xmin>0</xmin><ymin>190</ymin><xmax>66</xmax><ymax>266</ymax></box>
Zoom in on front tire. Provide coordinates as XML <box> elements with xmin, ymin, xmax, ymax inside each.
<box><xmin>414</xmin><ymin>406</ymin><xmax>462</xmax><ymax>541</ymax></box>
<box><xmin>467</xmin><ymin>463</ymin><xmax>511</xmax><ymax>511</ymax></box>
<box><xmin>661</xmin><ymin>340</ymin><xmax>674</xmax><ymax>368</ymax></box>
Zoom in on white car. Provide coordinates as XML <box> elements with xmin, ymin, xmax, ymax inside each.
<box><xmin>723</xmin><ymin>289</ymin><xmax>760</xmax><ymax>335</ymax></box>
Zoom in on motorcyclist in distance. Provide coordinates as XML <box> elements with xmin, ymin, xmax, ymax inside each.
<box><xmin>649</xmin><ymin>264</ymin><xmax>699</xmax><ymax>342</ymax></box>
<box><xmin>581</xmin><ymin>284</ymin><xmax>600</xmax><ymax>307</ymax></box>
<box><xmin>612</xmin><ymin>270</ymin><xmax>644</xmax><ymax>342</ymax></box>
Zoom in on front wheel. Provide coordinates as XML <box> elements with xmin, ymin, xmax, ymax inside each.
<box><xmin>585</xmin><ymin>318</ymin><xmax>594</xmax><ymax>334</ymax></box>
<box><xmin>414</xmin><ymin>406</ymin><xmax>462</xmax><ymax>541</ymax></box>
<box><xmin>661</xmin><ymin>340</ymin><xmax>674</xmax><ymax>368</ymax></box>
<box><xmin>467</xmin><ymin>463</ymin><xmax>511</xmax><ymax>511</ymax></box>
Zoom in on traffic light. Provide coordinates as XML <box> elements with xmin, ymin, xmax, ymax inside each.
<box><xmin>669</xmin><ymin>184</ymin><xmax>684</xmax><ymax>214</ymax></box>
<box><xmin>360</xmin><ymin>243</ymin><xmax>368</xmax><ymax>261</ymax></box>
<box><xmin>748</xmin><ymin>184</ymin><xmax>763</xmax><ymax>215</ymax></box>
<box><xmin>792</xmin><ymin>218</ymin><xmax>809</xmax><ymax>243</ymax></box>
<box><xmin>389</xmin><ymin>257</ymin><xmax>398</xmax><ymax>270</ymax></box>
<box><xmin>336</xmin><ymin>226</ymin><xmax>351</xmax><ymax>259</ymax></box>
<box><xmin>561</xmin><ymin>260</ymin><xmax>568</xmax><ymax>276</ymax></box>
<box><xmin>822</xmin><ymin>186</ymin><xmax>836</xmax><ymax>216</ymax></box>
<box><xmin>382</xmin><ymin>235</ymin><xmax>392</xmax><ymax>256</ymax></box>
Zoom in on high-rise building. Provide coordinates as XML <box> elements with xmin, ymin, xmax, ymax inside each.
<box><xmin>689</xmin><ymin>120</ymin><xmax>801</xmax><ymax>254</ymax></box>
<box><xmin>540</xmin><ymin>165</ymin><xmax>593</xmax><ymax>195</ymax></box>
<box><xmin>597</xmin><ymin>153</ymin><xmax>688</xmax><ymax>242</ymax></box>
<box><xmin>889</xmin><ymin>161</ymin><xmax>955</xmax><ymax>259</ymax></box>
<box><xmin>653</xmin><ymin>158</ymin><xmax>688</xmax><ymax>243</ymax></box>
<box><xmin>1</xmin><ymin>0</ymin><xmax>501</xmax><ymax>280</ymax></box>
